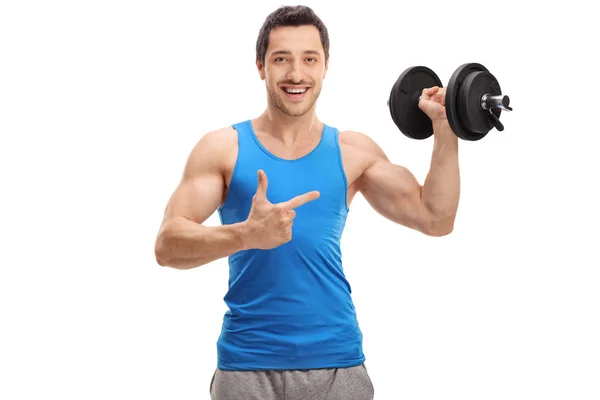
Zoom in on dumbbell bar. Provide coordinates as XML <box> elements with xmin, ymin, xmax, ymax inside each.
<box><xmin>388</xmin><ymin>63</ymin><xmax>512</xmax><ymax>141</ymax></box>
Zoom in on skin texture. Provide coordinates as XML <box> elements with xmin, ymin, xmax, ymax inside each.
<box><xmin>154</xmin><ymin>25</ymin><xmax>460</xmax><ymax>269</ymax></box>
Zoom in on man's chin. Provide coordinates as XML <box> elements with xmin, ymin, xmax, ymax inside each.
<box><xmin>276</xmin><ymin>102</ymin><xmax>312</xmax><ymax>117</ymax></box>
<box><xmin>282</xmin><ymin>107</ymin><xmax>311</xmax><ymax>117</ymax></box>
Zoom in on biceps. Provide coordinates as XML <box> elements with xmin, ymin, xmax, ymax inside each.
<box><xmin>163</xmin><ymin>172</ymin><xmax>225</xmax><ymax>225</ymax></box>
<box><xmin>360</xmin><ymin>161</ymin><xmax>429</xmax><ymax>228</ymax></box>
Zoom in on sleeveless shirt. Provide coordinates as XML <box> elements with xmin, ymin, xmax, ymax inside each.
<box><xmin>216</xmin><ymin>119</ymin><xmax>365</xmax><ymax>370</ymax></box>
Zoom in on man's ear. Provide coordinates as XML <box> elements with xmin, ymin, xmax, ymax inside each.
<box><xmin>256</xmin><ymin>59</ymin><xmax>265</xmax><ymax>80</ymax></box>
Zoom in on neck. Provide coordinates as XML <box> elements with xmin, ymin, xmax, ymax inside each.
<box><xmin>255</xmin><ymin>103</ymin><xmax>323</xmax><ymax>145</ymax></box>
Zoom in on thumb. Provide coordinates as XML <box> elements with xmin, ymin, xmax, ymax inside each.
<box><xmin>255</xmin><ymin>170</ymin><xmax>268</xmax><ymax>199</ymax></box>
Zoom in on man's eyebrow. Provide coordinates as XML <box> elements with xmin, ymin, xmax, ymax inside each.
<box><xmin>269</xmin><ymin>50</ymin><xmax>321</xmax><ymax>56</ymax></box>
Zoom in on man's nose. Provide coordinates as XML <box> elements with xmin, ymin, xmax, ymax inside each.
<box><xmin>286</xmin><ymin>61</ymin><xmax>303</xmax><ymax>82</ymax></box>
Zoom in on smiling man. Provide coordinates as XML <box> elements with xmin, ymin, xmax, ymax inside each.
<box><xmin>154</xmin><ymin>5</ymin><xmax>460</xmax><ymax>400</ymax></box>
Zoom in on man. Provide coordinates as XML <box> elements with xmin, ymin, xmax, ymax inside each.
<box><xmin>154</xmin><ymin>5</ymin><xmax>459</xmax><ymax>400</ymax></box>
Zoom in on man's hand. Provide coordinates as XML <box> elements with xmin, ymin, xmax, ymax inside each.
<box><xmin>418</xmin><ymin>86</ymin><xmax>446</xmax><ymax>121</ymax></box>
<box><xmin>241</xmin><ymin>170</ymin><xmax>320</xmax><ymax>250</ymax></box>
<box><xmin>419</xmin><ymin>86</ymin><xmax>456</xmax><ymax>139</ymax></box>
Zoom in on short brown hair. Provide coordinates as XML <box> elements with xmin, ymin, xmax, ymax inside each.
<box><xmin>256</xmin><ymin>5</ymin><xmax>330</xmax><ymax>65</ymax></box>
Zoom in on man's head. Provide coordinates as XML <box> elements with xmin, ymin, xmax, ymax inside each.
<box><xmin>255</xmin><ymin>6</ymin><xmax>330</xmax><ymax>117</ymax></box>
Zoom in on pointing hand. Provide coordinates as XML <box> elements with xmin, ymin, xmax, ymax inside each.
<box><xmin>241</xmin><ymin>170</ymin><xmax>320</xmax><ymax>250</ymax></box>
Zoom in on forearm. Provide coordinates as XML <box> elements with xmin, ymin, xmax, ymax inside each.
<box><xmin>155</xmin><ymin>217</ymin><xmax>248</xmax><ymax>270</ymax></box>
<box><xmin>422</xmin><ymin>122</ymin><xmax>460</xmax><ymax>225</ymax></box>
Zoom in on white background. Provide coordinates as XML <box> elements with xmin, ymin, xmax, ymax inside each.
<box><xmin>1</xmin><ymin>0</ymin><xmax>599</xmax><ymax>399</ymax></box>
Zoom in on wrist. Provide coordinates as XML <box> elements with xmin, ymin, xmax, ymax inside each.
<box><xmin>231</xmin><ymin>222</ymin><xmax>251</xmax><ymax>251</ymax></box>
<box><xmin>432</xmin><ymin>119</ymin><xmax>453</xmax><ymax>134</ymax></box>
<box><xmin>432</xmin><ymin>120</ymin><xmax>458</xmax><ymax>145</ymax></box>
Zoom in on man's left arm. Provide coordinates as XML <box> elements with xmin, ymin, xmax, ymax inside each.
<box><xmin>357</xmin><ymin>87</ymin><xmax>460</xmax><ymax>236</ymax></box>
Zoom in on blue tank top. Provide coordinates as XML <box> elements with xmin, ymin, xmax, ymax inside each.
<box><xmin>216</xmin><ymin>119</ymin><xmax>365</xmax><ymax>371</ymax></box>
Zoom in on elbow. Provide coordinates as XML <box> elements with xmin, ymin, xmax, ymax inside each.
<box><xmin>154</xmin><ymin>233</ymin><xmax>200</xmax><ymax>270</ymax></box>
<box><xmin>154</xmin><ymin>232</ymin><xmax>172</xmax><ymax>267</ymax></box>
<box><xmin>154</xmin><ymin>247</ymin><xmax>169</xmax><ymax>267</ymax></box>
<box><xmin>424</xmin><ymin>215</ymin><xmax>456</xmax><ymax>237</ymax></box>
<box><xmin>155</xmin><ymin>246</ymin><xmax>180</xmax><ymax>269</ymax></box>
<box><xmin>155</xmin><ymin>251</ymin><xmax>169</xmax><ymax>267</ymax></box>
<box><xmin>428</xmin><ymin>226</ymin><xmax>454</xmax><ymax>237</ymax></box>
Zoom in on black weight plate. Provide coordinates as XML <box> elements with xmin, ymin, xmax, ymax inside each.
<box><xmin>446</xmin><ymin>63</ymin><xmax>488</xmax><ymax>141</ymax></box>
<box><xmin>458</xmin><ymin>71</ymin><xmax>502</xmax><ymax>138</ymax></box>
<box><xmin>388</xmin><ymin>66</ymin><xmax>443</xmax><ymax>140</ymax></box>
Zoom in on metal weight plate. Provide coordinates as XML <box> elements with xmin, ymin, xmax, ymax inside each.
<box><xmin>388</xmin><ymin>66</ymin><xmax>443</xmax><ymax>140</ymax></box>
<box><xmin>458</xmin><ymin>71</ymin><xmax>502</xmax><ymax>138</ymax></box>
<box><xmin>446</xmin><ymin>63</ymin><xmax>489</xmax><ymax>141</ymax></box>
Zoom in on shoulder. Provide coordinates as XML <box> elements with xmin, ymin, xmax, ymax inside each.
<box><xmin>338</xmin><ymin>129</ymin><xmax>373</xmax><ymax>145</ymax></box>
<box><xmin>192</xmin><ymin>125</ymin><xmax>239</xmax><ymax>155</ymax></box>
<box><xmin>334</xmin><ymin>129</ymin><xmax>391</xmax><ymax>188</ymax></box>
<box><xmin>185</xmin><ymin>125</ymin><xmax>239</xmax><ymax>173</ymax></box>
<box><xmin>195</xmin><ymin>125</ymin><xmax>238</xmax><ymax>151</ymax></box>
<box><xmin>337</xmin><ymin>129</ymin><xmax>388</xmax><ymax>161</ymax></box>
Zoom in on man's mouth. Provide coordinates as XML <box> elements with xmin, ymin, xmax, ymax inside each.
<box><xmin>281</xmin><ymin>86</ymin><xmax>310</xmax><ymax>100</ymax></box>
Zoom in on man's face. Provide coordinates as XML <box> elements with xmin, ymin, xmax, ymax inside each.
<box><xmin>258</xmin><ymin>25</ymin><xmax>328</xmax><ymax>117</ymax></box>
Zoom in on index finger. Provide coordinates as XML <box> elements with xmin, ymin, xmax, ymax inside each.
<box><xmin>278</xmin><ymin>190</ymin><xmax>320</xmax><ymax>210</ymax></box>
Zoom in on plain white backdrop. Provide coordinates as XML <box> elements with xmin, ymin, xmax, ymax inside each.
<box><xmin>1</xmin><ymin>0</ymin><xmax>599</xmax><ymax>399</ymax></box>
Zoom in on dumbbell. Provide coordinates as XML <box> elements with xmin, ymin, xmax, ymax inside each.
<box><xmin>387</xmin><ymin>63</ymin><xmax>512</xmax><ymax>141</ymax></box>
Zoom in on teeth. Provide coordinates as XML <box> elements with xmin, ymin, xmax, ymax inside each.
<box><xmin>284</xmin><ymin>87</ymin><xmax>307</xmax><ymax>94</ymax></box>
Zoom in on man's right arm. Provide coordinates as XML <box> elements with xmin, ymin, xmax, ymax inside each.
<box><xmin>154</xmin><ymin>128</ymin><xmax>248</xmax><ymax>270</ymax></box>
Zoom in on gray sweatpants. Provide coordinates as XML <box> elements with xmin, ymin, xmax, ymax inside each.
<box><xmin>210</xmin><ymin>363</ymin><xmax>375</xmax><ymax>400</ymax></box>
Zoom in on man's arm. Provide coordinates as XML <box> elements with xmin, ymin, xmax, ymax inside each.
<box><xmin>154</xmin><ymin>128</ymin><xmax>248</xmax><ymax>269</ymax></box>
<box><xmin>354</xmin><ymin>122</ymin><xmax>460</xmax><ymax>236</ymax></box>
